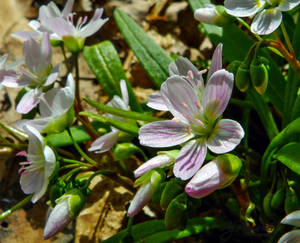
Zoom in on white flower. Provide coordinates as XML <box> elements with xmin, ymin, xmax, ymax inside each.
<box><xmin>19</xmin><ymin>125</ymin><xmax>56</xmax><ymax>203</ymax></box>
<box><xmin>224</xmin><ymin>0</ymin><xmax>300</xmax><ymax>35</ymax></box>
<box><xmin>16</xmin><ymin>73</ymin><xmax>75</xmax><ymax>134</ymax></box>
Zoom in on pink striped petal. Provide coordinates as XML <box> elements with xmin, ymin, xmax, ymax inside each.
<box><xmin>88</xmin><ymin>130</ymin><xmax>120</xmax><ymax>153</ymax></box>
<box><xmin>281</xmin><ymin>210</ymin><xmax>300</xmax><ymax>227</ymax></box>
<box><xmin>161</xmin><ymin>76</ymin><xmax>201</xmax><ymax>122</ymax></box>
<box><xmin>173</xmin><ymin>140</ymin><xmax>207</xmax><ymax>180</ymax></box>
<box><xmin>16</xmin><ymin>89</ymin><xmax>42</xmax><ymax>114</ymax></box>
<box><xmin>139</xmin><ymin>120</ymin><xmax>194</xmax><ymax>148</ymax></box>
<box><xmin>168</xmin><ymin>57</ymin><xmax>203</xmax><ymax>87</ymax></box>
<box><xmin>207</xmin><ymin>119</ymin><xmax>244</xmax><ymax>154</ymax></box>
<box><xmin>147</xmin><ymin>92</ymin><xmax>168</xmax><ymax>111</ymax></box>
<box><xmin>251</xmin><ymin>9</ymin><xmax>282</xmax><ymax>35</ymax></box>
<box><xmin>224</xmin><ymin>0</ymin><xmax>264</xmax><ymax>17</ymax></box>
<box><xmin>185</xmin><ymin>160</ymin><xmax>223</xmax><ymax>198</ymax></box>
<box><xmin>203</xmin><ymin>69</ymin><xmax>234</xmax><ymax>119</ymax></box>
<box><xmin>62</xmin><ymin>0</ymin><xmax>75</xmax><ymax>17</ymax></box>
<box><xmin>207</xmin><ymin>43</ymin><xmax>222</xmax><ymax>80</ymax></box>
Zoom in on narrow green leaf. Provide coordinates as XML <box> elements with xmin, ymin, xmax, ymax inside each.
<box><xmin>113</xmin><ymin>9</ymin><xmax>172</xmax><ymax>88</ymax></box>
<box><xmin>275</xmin><ymin>142</ymin><xmax>300</xmax><ymax>175</ymax></box>
<box><xmin>80</xmin><ymin>111</ymin><xmax>139</xmax><ymax>135</ymax></box>
<box><xmin>103</xmin><ymin>217</ymin><xmax>228</xmax><ymax>243</ymax></box>
<box><xmin>84</xmin><ymin>97</ymin><xmax>163</xmax><ymax>122</ymax></box>
<box><xmin>83</xmin><ymin>40</ymin><xmax>142</xmax><ymax>112</ymax></box>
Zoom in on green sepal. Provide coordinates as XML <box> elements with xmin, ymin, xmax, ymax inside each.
<box><xmin>235</xmin><ymin>63</ymin><xmax>250</xmax><ymax>92</ymax></box>
<box><xmin>227</xmin><ymin>60</ymin><xmax>242</xmax><ymax>75</ymax></box>
<box><xmin>284</xmin><ymin>187</ymin><xmax>300</xmax><ymax>214</ymax></box>
<box><xmin>250</xmin><ymin>60</ymin><xmax>269</xmax><ymax>95</ymax></box>
<box><xmin>63</xmin><ymin>36</ymin><xmax>85</xmax><ymax>53</ymax></box>
<box><xmin>113</xmin><ymin>143</ymin><xmax>142</xmax><ymax>160</ymax></box>
<box><xmin>263</xmin><ymin>191</ymin><xmax>273</xmax><ymax>218</ymax></box>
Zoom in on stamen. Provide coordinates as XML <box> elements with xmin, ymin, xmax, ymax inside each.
<box><xmin>181</xmin><ymin>102</ymin><xmax>188</xmax><ymax>108</ymax></box>
<box><xmin>199</xmin><ymin>69</ymin><xmax>207</xmax><ymax>75</ymax></box>
<box><xmin>195</xmin><ymin>118</ymin><xmax>204</xmax><ymax>127</ymax></box>
<box><xmin>187</xmin><ymin>70</ymin><xmax>194</xmax><ymax>82</ymax></box>
<box><xmin>194</xmin><ymin>101</ymin><xmax>201</xmax><ymax>110</ymax></box>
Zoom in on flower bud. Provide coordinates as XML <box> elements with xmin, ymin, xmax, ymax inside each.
<box><xmin>185</xmin><ymin>154</ymin><xmax>242</xmax><ymax>198</ymax></box>
<box><xmin>250</xmin><ymin>60</ymin><xmax>269</xmax><ymax>95</ymax></box>
<box><xmin>285</xmin><ymin>187</ymin><xmax>300</xmax><ymax>214</ymax></box>
<box><xmin>194</xmin><ymin>5</ymin><xmax>234</xmax><ymax>27</ymax></box>
<box><xmin>227</xmin><ymin>60</ymin><xmax>242</xmax><ymax>75</ymax></box>
<box><xmin>43</xmin><ymin>189</ymin><xmax>85</xmax><ymax>239</ymax></box>
<box><xmin>127</xmin><ymin>170</ymin><xmax>165</xmax><ymax>217</ymax></box>
<box><xmin>134</xmin><ymin>150</ymin><xmax>179</xmax><ymax>178</ymax></box>
<box><xmin>235</xmin><ymin>63</ymin><xmax>251</xmax><ymax>92</ymax></box>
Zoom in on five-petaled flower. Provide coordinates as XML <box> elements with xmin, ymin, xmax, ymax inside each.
<box><xmin>19</xmin><ymin>125</ymin><xmax>56</xmax><ymax>203</ymax></box>
<box><xmin>224</xmin><ymin>0</ymin><xmax>300</xmax><ymax>35</ymax></box>
<box><xmin>139</xmin><ymin>44</ymin><xmax>244</xmax><ymax>180</ymax></box>
<box><xmin>1</xmin><ymin>33</ymin><xmax>59</xmax><ymax>114</ymax></box>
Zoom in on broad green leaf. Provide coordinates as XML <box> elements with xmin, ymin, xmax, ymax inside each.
<box><xmin>46</xmin><ymin>121</ymin><xmax>107</xmax><ymax>147</ymax></box>
<box><xmin>113</xmin><ymin>9</ymin><xmax>172</xmax><ymax>88</ymax></box>
<box><xmin>84</xmin><ymin>97</ymin><xmax>162</xmax><ymax>122</ymax></box>
<box><xmin>83</xmin><ymin>40</ymin><xmax>142</xmax><ymax>112</ymax></box>
<box><xmin>275</xmin><ymin>142</ymin><xmax>300</xmax><ymax>175</ymax></box>
<box><xmin>103</xmin><ymin>217</ymin><xmax>228</xmax><ymax>243</ymax></box>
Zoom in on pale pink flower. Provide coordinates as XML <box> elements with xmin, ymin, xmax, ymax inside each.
<box><xmin>19</xmin><ymin>125</ymin><xmax>56</xmax><ymax>203</ymax></box>
<box><xmin>139</xmin><ymin>44</ymin><xmax>244</xmax><ymax>180</ymax></box>
<box><xmin>279</xmin><ymin>210</ymin><xmax>300</xmax><ymax>243</ymax></box>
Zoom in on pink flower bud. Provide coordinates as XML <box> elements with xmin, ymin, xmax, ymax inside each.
<box><xmin>185</xmin><ymin>154</ymin><xmax>242</xmax><ymax>198</ymax></box>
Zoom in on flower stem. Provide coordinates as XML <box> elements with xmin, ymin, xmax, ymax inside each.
<box><xmin>236</xmin><ymin>17</ymin><xmax>262</xmax><ymax>41</ymax></box>
<box><xmin>60</xmin><ymin>44</ymin><xmax>71</xmax><ymax>73</ymax></box>
<box><xmin>0</xmin><ymin>195</ymin><xmax>33</xmax><ymax>220</ymax></box>
<box><xmin>59</xmin><ymin>157</ymin><xmax>93</xmax><ymax>168</ymax></box>
<box><xmin>280</xmin><ymin>22</ymin><xmax>295</xmax><ymax>55</ymax></box>
<box><xmin>67</xmin><ymin>128</ymin><xmax>98</xmax><ymax>167</ymax></box>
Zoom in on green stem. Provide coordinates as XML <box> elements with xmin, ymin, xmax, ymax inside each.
<box><xmin>0</xmin><ymin>195</ymin><xmax>33</xmax><ymax>220</ymax></box>
<box><xmin>280</xmin><ymin>22</ymin><xmax>295</xmax><ymax>55</ymax></box>
<box><xmin>59</xmin><ymin>157</ymin><xmax>93</xmax><ymax>168</ymax></box>
<box><xmin>74</xmin><ymin>52</ymin><xmax>82</xmax><ymax>111</ymax></box>
<box><xmin>242</xmin><ymin>107</ymin><xmax>251</xmax><ymax>149</ymax></box>
<box><xmin>60</xmin><ymin>44</ymin><xmax>71</xmax><ymax>73</ymax></box>
<box><xmin>82</xmin><ymin>170</ymin><xmax>113</xmax><ymax>189</ymax></box>
<box><xmin>84</xmin><ymin>97</ymin><xmax>163</xmax><ymax>122</ymax></box>
<box><xmin>67</xmin><ymin>128</ymin><xmax>98</xmax><ymax>167</ymax></box>
<box><xmin>59</xmin><ymin>164</ymin><xmax>83</xmax><ymax>171</ymax></box>
<box><xmin>60</xmin><ymin>167</ymin><xmax>88</xmax><ymax>181</ymax></box>
<box><xmin>230</xmin><ymin>98</ymin><xmax>254</xmax><ymax>108</ymax></box>
<box><xmin>236</xmin><ymin>17</ymin><xmax>262</xmax><ymax>41</ymax></box>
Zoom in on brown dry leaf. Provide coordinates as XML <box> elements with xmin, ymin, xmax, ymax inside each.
<box><xmin>75</xmin><ymin>176</ymin><xmax>132</xmax><ymax>242</ymax></box>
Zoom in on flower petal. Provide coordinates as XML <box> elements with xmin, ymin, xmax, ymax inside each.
<box><xmin>203</xmin><ymin>69</ymin><xmax>234</xmax><ymax>119</ymax></box>
<box><xmin>168</xmin><ymin>57</ymin><xmax>203</xmax><ymax>86</ymax></box>
<box><xmin>20</xmin><ymin>169</ymin><xmax>45</xmax><ymax>202</ymax></box>
<box><xmin>251</xmin><ymin>9</ymin><xmax>282</xmax><ymax>35</ymax></box>
<box><xmin>40</xmin><ymin>33</ymin><xmax>52</xmax><ymax>69</ymax></box>
<box><xmin>24</xmin><ymin>125</ymin><xmax>44</xmax><ymax>156</ymax></box>
<box><xmin>44</xmin><ymin>145</ymin><xmax>56</xmax><ymax>178</ymax></box>
<box><xmin>78</xmin><ymin>8</ymin><xmax>108</xmax><ymax>37</ymax></box>
<box><xmin>207</xmin><ymin>43</ymin><xmax>223</xmax><ymax>80</ymax></box>
<box><xmin>278</xmin><ymin>230</ymin><xmax>300</xmax><ymax>243</ymax></box>
<box><xmin>173</xmin><ymin>140</ymin><xmax>207</xmax><ymax>180</ymax></box>
<box><xmin>278</xmin><ymin>0</ymin><xmax>300</xmax><ymax>11</ymax></box>
<box><xmin>147</xmin><ymin>92</ymin><xmax>168</xmax><ymax>111</ymax></box>
<box><xmin>16</xmin><ymin>89</ymin><xmax>42</xmax><ymax>114</ymax></box>
<box><xmin>62</xmin><ymin>0</ymin><xmax>75</xmax><ymax>17</ymax></box>
<box><xmin>281</xmin><ymin>210</ymin><xmax>300</xmax><ymax>227</ymax></box>
<box><xmin>11</xmin><ymin>31</ymin><xmax>40</xmax><ymax>41</ymax></box>
<box><xmin>23</xmin><ymin>38</ymin><xmax>43</xmax><ymax>73</ymax></box>
<box><xmin>88</xmin><ymin>130</ymin><xmax>120</xmax><ymax>153</ymax></box>
<box><xmin>0</xmin><ymin>71</ymin><xmax>19</xmax><ymax>87</ymax></box>
<box><xmin>134</xmin><ymin>155</ymin><xmax>173</xmax><ymax>178</ymax></box>
<box><xmin>44</xmin><ymin>17</ymin><xmax>74</xmax><ymax>37</ymax></box>
<box><xmin>207</xmin><ymin>119</ymin><xmax>244</xmax><ymax>154</ymax></box>
<box><xmin>185</xmin><ymin>160</ymin><xmax>223</xmax><ymax>198</ymax></box>
<box><xmin>120</xmin><ymin>79</ymin><xmax>129</xmax><ymax>107</ymax></box>
<box><xmin>139</xmin><ymin>120</ymin><xmax>194</xmax><ymax>148</ymax></box>
<box><xmin>224</xmin><ymin>0</ymin><xmax>265</xmax><ymax>17</ymax></box>
<box><xmin>161</xmin><ymin>76</ymin><xmax>201</xmax><ymax>122</ymax></box>
<box><xmin>16</xmin><ymin>117</ymin><xmax>52</xmax><ymax>132</ymax></box>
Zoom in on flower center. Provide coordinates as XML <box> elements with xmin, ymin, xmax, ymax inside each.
<box><xmin>266</xmin><ymin>0</ymin><xmax>282</xmax><ymax>7</ymax></box>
